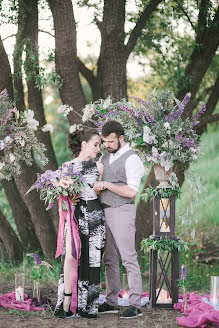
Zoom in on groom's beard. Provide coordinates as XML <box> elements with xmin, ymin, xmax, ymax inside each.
<box><xmin>107</xmin><ymin>139</ymin><xmax>121</xmax><ymax>153</ymax></box>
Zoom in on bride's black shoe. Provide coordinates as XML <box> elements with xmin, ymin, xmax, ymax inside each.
<box><xmin>54</xmin><ymin>293</ymin><xmax>74</xmax><ymax>318</ymax></box>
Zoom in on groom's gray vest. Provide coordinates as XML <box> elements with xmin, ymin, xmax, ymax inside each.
<box><xmin>100</xmin><ymin>149</ymin><xmax>136</xmax><ymax>208</ymax></box>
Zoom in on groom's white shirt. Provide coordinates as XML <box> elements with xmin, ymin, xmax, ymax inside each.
<box><xmin>108</xmin><ymin>144</ymin><xmax>145</xmax><ymax>192</ymax></box>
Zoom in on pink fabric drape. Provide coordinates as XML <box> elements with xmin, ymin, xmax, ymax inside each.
<box><xmin>55</xmin><ymin>196</ymin><xmax>81</xmax><ymax>314</ymax></box>
<box><xmin>0</xmin><ymin>291</ymin><xmax>42</xmax><ymax>311</ymax></box>
<box><xmin>174</xmin><ymin>292</ymin><xmax>219</xmax><ymax>328</ymax></box>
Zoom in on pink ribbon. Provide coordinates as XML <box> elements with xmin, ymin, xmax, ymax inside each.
<box><xmin>55</xmin><ymin>196</ymin><xmax>81</xmax><ymax>314</ymax></box>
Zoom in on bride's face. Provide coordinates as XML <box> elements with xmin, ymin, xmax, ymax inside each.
<box><xmin>81</xmin><ymin>134</ymin><xmax>101</xmax><ymax>159</ymax></box>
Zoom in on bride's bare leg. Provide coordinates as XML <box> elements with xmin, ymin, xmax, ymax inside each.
<box><xmin>63</xmin><ymin>224</ymin><xmax>73</xmax><ymax>312</ymax></box>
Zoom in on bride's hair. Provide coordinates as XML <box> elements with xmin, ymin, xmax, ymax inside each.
<box><xmin>68</xmin><ymin>128</ymin><xmax>99</xmax><ymax>156</ymax></box>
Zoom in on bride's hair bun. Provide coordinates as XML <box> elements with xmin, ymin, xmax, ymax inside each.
<box><xmin>68</xmin><ymin>130</ymin><xmax>82</xmax><ymax>156</ymax></box>
<box><xmin>68</xmin><ymin>128</ymin><xmax>99</xmax><ymax>156</ymax></box>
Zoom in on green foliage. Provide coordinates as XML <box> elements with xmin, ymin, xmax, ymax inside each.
<box><xmin>141</xmin><ymin>238</ymin><xmax>189</xmax><ymax>256</ymax></box>
<box><xmin>141</xmin><ymin>186</ymin><xmax>181</xmax><ymax>203</ymax></box>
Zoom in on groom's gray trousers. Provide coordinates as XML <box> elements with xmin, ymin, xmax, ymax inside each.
<box><xmin>103</xmin><ymin>204</ymin><xmax>142</xmax><ymax>308</ymax></box>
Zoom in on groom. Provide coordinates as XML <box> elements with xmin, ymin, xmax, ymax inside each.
<box><xmin>94</xmin><ymin>120</ymin><xmax>145</xmax><ymax>319</ymax></box>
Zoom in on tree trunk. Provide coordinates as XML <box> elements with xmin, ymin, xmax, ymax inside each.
<box><xmin>49</xmin><ymin>0</ymin><xmax>86</xmax><ymax>124</ymax></box>
<box><xmin>0</xmin><ymin>37</ymin><xmax>13</xmax><ymax>98</ymax></box>
<box><xmin>0</xmin><ymin>209</ymin><xmax>23</xmax><ymax>264</ymax></box>
<box><xmin>24</xmin><ymin>0</ymin><xmax>58</xmax><ymax>172</ymax></box>
<box><xmin>1</xmin><ymin>179</ymin><xmax>41</xmax><ymax>251</ymax></box>
<box><xmin>97</xmin><ymin>0</ymin><xmax>127</xmax><ymax>100</ymax></box>
<box><xmin>12</xmin><ymin>0</ymin><xmax>29</xmax><ymax>110</ymax></box>
<box><xmin>13</xmin><ymin>162</ymin><xmax>57</xmax><ymax>260</ymax></box>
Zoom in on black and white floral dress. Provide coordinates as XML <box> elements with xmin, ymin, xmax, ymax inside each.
<box><xmin>55</xmin><ymin>158</ymin><xmax>105</xmax><ymax>317</ymax></box>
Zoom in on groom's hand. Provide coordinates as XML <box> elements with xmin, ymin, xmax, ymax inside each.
<box><xmin>93</xmin><ymin>181</ymin><xmax>106</xmax><ymax>192</ymax></box>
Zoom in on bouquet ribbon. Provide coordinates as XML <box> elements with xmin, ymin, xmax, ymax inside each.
<box><xmin>55</xmin><ymin>196</ymin><xmax>81</xmax><ymax>314</ymax></box>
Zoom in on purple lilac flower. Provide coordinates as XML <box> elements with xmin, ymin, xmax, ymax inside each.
<box><xmin>167</xmin><ymin>93</ymin><xmax>191</xmax><ymax>122</ymax></box>
<box><xmin>191</xmin><ymin>103</ymin><xmax>206</xmax><ymax>126</ymax></box>
<box><xmin>120</xmin><ymin>104</ymin><xmax>136</xmax><ymax>117</ymax></box>
<box><xmin>181</xmin><ymin>264</ymin><xmax>187</xmax><ymax>281</ymax></box>
<box><xmin>132</xmin><ymin>96</ymin><xmax>152</xmax><ymax>110</ymax></box>
<box><xmin>182</xmin><ymin>138</ymin><xmax>196</xmax><ymax>148</ymax></box>
<box><xmin>28</xmin><ymin>253</ymin><xmax>42</xmax><ymax>266</ymax></box>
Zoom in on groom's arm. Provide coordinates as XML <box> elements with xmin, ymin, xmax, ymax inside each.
<box><xmin>93</xmin><ymin>154</ymin><xmax>145</xmax><ymax>199</ymax></box>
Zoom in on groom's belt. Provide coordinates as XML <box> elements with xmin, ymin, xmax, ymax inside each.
<box><xmin>102</xmin><ymin>201</ymin><xmax>134</xmax><ymax>209</ymax></box>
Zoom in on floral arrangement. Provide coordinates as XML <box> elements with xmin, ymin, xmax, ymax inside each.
<box><xmin>141</xmin><ymin>172</ymin><xmax>181</xmax><ymax>202</ymax></box>
<box><xmin>79</xmin><ymin>90</ymin><xmax>206</xmax><ymax>170</ymax></box>
<box><xmin>27</xmin><ymin>253</ymin><xmax>52</xmax><ymax>302</ymax></box>
<box><xmin>0</xmin><ymin>89</ymin><xmax>52</xmax><ymax>180</ymax></box>
<box><xmin>141</xmin><ymin>237</ymin><xmax>189</xmax><ymax>257</ymax></box>
<box><xmin>26</xmin><ymin>161</ymin><xmax>85</xmax><ymax>210</ymax></box>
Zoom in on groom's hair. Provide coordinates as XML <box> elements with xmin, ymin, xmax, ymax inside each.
<box><xmin>102</xmin><ymin>120</ymin><xmax>124</xmax><ymax>137</ymax></box>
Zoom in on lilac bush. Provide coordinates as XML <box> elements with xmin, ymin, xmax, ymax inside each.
<box><xmin>0</xmin><ymin>89</ymin><xmax>51</xmax><ymax>180</ymax></box>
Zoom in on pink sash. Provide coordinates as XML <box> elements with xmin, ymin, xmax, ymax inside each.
<box><xmin>55</xmin><ymin>196</ymin><xmax>81</xmax><ymax>314</ymax></box>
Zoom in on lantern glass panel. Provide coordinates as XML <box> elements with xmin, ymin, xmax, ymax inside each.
<box><xmin>156</xmin><ymin>251</ymin><xmax>172</xmax><ymax>304</ymax></box>
<box><xmin>160</xmin><ymin>198</ymin><xmax>171</xmax><ymax>232</ymax></box>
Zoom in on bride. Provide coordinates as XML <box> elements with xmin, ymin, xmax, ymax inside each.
<box><xmin>54</xmin><ymin>128</ymin><xmax>105</xmax><ymax>318</ymax></box>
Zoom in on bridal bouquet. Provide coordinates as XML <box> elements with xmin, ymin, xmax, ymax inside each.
<box><xmin>27</xmin><ymin>162</ymin><xmax>85</xmax><ymax>210</ymax></box>
<box><xmin>80</xmin><ymin>90</ymin><xmax>206</xmax><ymax>171</ymax></box>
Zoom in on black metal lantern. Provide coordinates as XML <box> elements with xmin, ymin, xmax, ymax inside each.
<box><xmin>151</xmin><ymin>193</ymin><xmax>177</xmax><ymax>240</ymax></box>
<box><xmin>148</xmin><ymin>192</ymin><xmax>179</xmax><ymax>308</ymax></box>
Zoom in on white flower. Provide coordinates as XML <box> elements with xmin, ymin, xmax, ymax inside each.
<box><xmin>167</xmin><ymin>130</ymin><xmax>171</xmax><ymax>135</ymax></box>
<box><xmin>82</xmin><ymin>104</ymin><xmax>96</xmax><ymax>123</ymax></box>
<box><xmin>9</xmin><ymin>153</ymin><xmax>15</xmax><ymax>162</ymax></box>
<box><xmin>102</xmin><ymin>97</ymin><xmax>112</xmax><ymax>109</ymax></box>
<box><xmin>24</xmin><ymin>110</ymin><xmax>39</xmax><ymax>130</ymax></box>
<box><xmin>24</xmin><ymin>109</ymin><xmax>34</xmax><ymax>120</ymax></box>
<box><xmin>168</xmin><ymin>140</ymin><xmax>174</xmax><ymax>148</ymax></box>
<box><xmin>178</xmin><ymin>127</ymin><xmax>182</xmax><ymax>132</ymax></box>
<box><xmin>162</xmin><ymin>141</ymin><xmax>168</xmax><ymax>148</ymax></box>
<box><xmin>42</xmin><ymin>124</ymin><xmax>54</xmax><ymax>133</ymax></box>
<box><xmin>69</xmin><ymin>124</ymin><xmax>77</xmax><ymax>134</ymax></box>
<box><xmin>190</xmin><ymin>147</ymin><xmax>197</xmax><ymax>153</ymax></box>
<box><xmin>4</xmin><ymin>136</ymin><xmax>12</xmax><ymax>144</ymax></box>
<box><xmin>192</xmin><ymin>154</ymin><xmax>197</xmax><ymax>160</ymax></box>
<box><xmin>27</xmin><ymin>118</ymin><xmax>39</xmax><ymax>130</ymax></box>
<box><xmin>0</xmin><ymin>162</ymin><xmax>5</xmax><ymax>170</ymax></box>
<box><xmin>57</xmin><ymin>104</ymin><xmax>73</xmax><ymax>116</ymax></box>
<box><xmin>0</xmin><ymin>140</ymin><xmax>5</xmax><ymax>150</ymax></box>
<box><xmin>143</xmin><ymin>126</ymin><xmax>151</xmax><ymax>134</ymax></box>
<box><xmin>19</xmin><ymin>139</ymin><xmax>25</xmax><ymax>147</ymax></box>
<box><xmin>164</xmin><ymin>122</ymin><xmax>171</xmax><ymax>129</ymax></box>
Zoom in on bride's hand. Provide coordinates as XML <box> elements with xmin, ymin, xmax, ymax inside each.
<box><xmin>93</xmin><ymin>181</ymin><xmax>106</xmax><ymax>192</ymax></box>
<box><xmin>70</xmin><ymin>194</ymin><xmax>80</xmax><ymax>206</ymax></box>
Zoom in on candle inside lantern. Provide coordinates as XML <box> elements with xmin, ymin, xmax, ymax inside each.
<box><xmin>123</xmin><ymin>291</ymin><xmax>129</xmax><ymax>300</ymax></box>
<box><xmin>15</xmin><ymin>285</ymin><xmax>24</xmax><ymax>302</ymax></box>
<box><xmin>210</xmin><ymin>276</ymin><xmax>219</xmax><ymax>308</ymax></box>
<box><xmin>15</xmin><ymin>273</ymin><xmax>25</xmax><ymax>302</ymax></box>
<box><xmin>156</xmin><ymin>288</ymin><xmax>172</xmax><ymax>304</ymax></box>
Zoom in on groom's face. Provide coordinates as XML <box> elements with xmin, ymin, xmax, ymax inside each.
<box><xmin>102</xmin><ymin>133</ymin><xmax>122</xmax><ymax>153</ymax></box>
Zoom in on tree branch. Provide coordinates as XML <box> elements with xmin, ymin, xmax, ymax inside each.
<box><xmin>77</xmin><ymin>57</ymin><xmax>96</xmax><ymax>86</ymax></box>
<box><xmin>196</xmin><ymin>0</ymin><xmax>209</xmax><ymax>43</ymax></box>
<box><xmin>175</xmin><ymin>0</ymin><xmax>196</xmax><ymax>32</ymax></box>
<box><xmin>196</xmin><ymin>113</ymin><xmax>219</xmax><ymax>129</ymax></box>
<box><xmin>39</xmin><ymin>29</ymin><xmax>54</xmax><ymax>38</ymax></box>
<box><xmin>125</xmin><ymin>0</ymin><xmax>163</xmax><ymax>58</ymax></box>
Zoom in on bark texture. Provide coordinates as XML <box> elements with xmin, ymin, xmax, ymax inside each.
<box><xmin>1</xmin><ymin>179</ymin><xmax>41</xmax><ymax>251</ymax></box>
<box><xmin>49</xmin><ymin>0</ymin><xmax>86</xmax><ymax>124</ymax></box>
<box><xmin>13</xmin><ymin>162</ymin><xmax>57</xmax><ymax>260</ymax></box>
<box><xmin>0</xmin><ymin>209</ymin><xmax>23</xmax><ymax>264</ymax></box>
